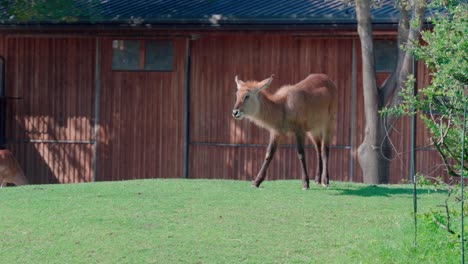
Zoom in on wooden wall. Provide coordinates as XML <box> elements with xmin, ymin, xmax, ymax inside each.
<box><xmin>95</xmin><ymin>37</ymin><xmax>187</xmax><ymax>181</ymax></box>
<box><xmin>0</xmin><ymin>31</ymin><xmax>445</xmax><ymax>184</ymax></box>
<box><xmin>4</xmin><ymin>37</ymin><xmax>96</xmax><ymax>184</ymax></box>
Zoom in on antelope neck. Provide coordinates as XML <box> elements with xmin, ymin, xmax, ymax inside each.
<box><xmin>251</xmin><ymin>91</ymin><xmax>285</xmax><ymax>130</ymax></box>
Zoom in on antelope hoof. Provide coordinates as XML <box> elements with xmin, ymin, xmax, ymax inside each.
<box><xmin>251</xmin><ymin>182</ymin><xmax>260</xmax><ymax>188</ymax></box>
<box><xmin>321</xmin><ymin>183</ymin><xmax>329</xmax><ymax>188</ymax></box>
<box><xmin>302</xmin><ymin>186</ymin><xmax>310</xmax><ymax>191</ymax></box>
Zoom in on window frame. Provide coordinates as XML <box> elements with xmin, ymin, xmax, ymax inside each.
<box><xmin>374</xmin><ymin>38</ymin><xmax>398</xmax><ymax>73</ymax></box>
<box><xmin>111</xmin><ymin>39</ymin><xmax>173</xmax><ymax>72</ymax></box>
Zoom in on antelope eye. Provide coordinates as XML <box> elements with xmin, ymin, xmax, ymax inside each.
<box><xmin>243</xmin><ymin>94</ymin><xmax>250</xmax><ymax>100</ymax></box>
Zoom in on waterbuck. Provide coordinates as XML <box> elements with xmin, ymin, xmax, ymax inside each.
<box><xmin>0</xmin><ymin>150</ymin><xmax>28</xmax><ymax>187</ymax></box>
<box><xmin>232</xmin><ymin>74</ymin><xmax>337</xmax><ymax>189</ymax></box>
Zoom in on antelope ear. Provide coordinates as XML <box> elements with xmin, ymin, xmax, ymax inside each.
<box><xmin>256</xmin><ymin>74</ymin><xmax>274</xmax><ymax>91</ymax></box>
<box><xmin>235</xmin><ymin>75</ymin><xmax>245</xmax><ymax>89</ymax></box>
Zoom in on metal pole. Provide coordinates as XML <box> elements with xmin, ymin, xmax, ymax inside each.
<box><xmin>410</xmin><ymin>57</ymin><xmax>417</xmax><ymax>182</ymax></box>
<box><xmin>411</xmin><ymin>57</ymin><xmax>417</xmax><ymax>247</ymax></box>
<box><xmin>349</xmin><ymin>39</ymin><xmax>356</xmax><ymax>182</ymax></box>
<box><xmin>412</xmin><ymin>137</ymin><xmax>418</xmax><ymax>247</ymax></box>
<box><xmin>183</xmin><ymin>37</ymin><xmax>191</xmax><ymax>179</ymax></box>
<box><xmin>93</xmin><ymin>37</ymin><xmax>101</xmax><ymax>182</ymax></box>
<box><xmin>460</xmin><ymin>86</ymin><xmax>468</xmax><ymax>264</ymax></box>
<box><xmin>0</xmin><ymin>56</ymin><xmax>5</xmax><ymax>149</ymax></box>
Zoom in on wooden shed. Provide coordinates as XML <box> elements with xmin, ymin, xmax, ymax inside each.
<box><xmin>0</xmin><ymin>0</ymin><xmax>443</xmax><ymax>184</ymax></box>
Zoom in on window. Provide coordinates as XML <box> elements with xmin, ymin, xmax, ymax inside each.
<box><xmin>374</xmin><ymin>40</ymin><xmax>397</xmax><ymax>72</ymax></box>
<box><xmin>112</xmin><ymin>40</ymin><xmax>173</xmax><ymax>71</ymax></box>
<box><xmin>145</xmin><ymin>41</ymin><xmax>173</xmax><ymax>71</ymax></box>
<box><xmin>112</xmin><ymin>40</ymin><xmax>140</xmax><ymax>70</ymax></box>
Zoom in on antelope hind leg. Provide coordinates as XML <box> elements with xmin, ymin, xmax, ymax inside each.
<box><xmin>295</xmin><ymin>132</ymin><xmax>310</xmax><ymax>190</ymax></box>
<box><xmin>321</xmin><ymin>145</ymin><xmax>330</xmax><ymax>187</ymax></box>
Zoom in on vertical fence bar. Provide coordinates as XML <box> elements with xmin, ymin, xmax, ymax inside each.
<box><xmin>93</xmin><ymin>37</ymin><xmax>101</xmax><ymax>182</ymax></box>
<box><xmin>460</xmin><ymin>86</ymin><xmax>468</xmax><ymax>263</ymax></box>
<box><xmin>349</xmin><ymin>39</ymin><xmax>356</xmax><ymax>182</ymax></box>
<box><xmin>410</xmin><ymin>92</ymin><xmax>418</xmax><ymax>247</ymax></box>
<box><xmin>410</xmin><ymin>58</ymin><xmax>417</xmax><ymax>182</ymax></box>
<box><xmin>0</xmin><ymin>56</ymin><xmax>5</xmax><ymax>149</ymax></box>
<box><xmin>183</xmin><ymin>37</ymin><xmax>191</xmax><ymax>179</ymax></box>
<box><xmin>411</xmin><ymin>57</ymin><xmax>418</xmax><ymax>247</ymax></box>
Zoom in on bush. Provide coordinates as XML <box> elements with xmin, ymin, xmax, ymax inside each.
<box><xmin>387</xmin><ymin>0</ymin><xmax>468</xmax><ymax>240</ymax></box>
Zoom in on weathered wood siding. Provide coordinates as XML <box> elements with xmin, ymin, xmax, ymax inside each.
<box><xmin>0</xmin><ymin>31</ymin><xmax>445</xmax><ymax>184</ymax></box>
<box><xmin>3</xmin><ymin>36</ymin><xmax>188</xmax><ymax>183</ymax></box>
<box><xmin>3</xmin><ymin>37</ymin><xmax>96</xmax><ymax>183</ymax></box>
<box><xmin>96</xmin><ymin>38</ymin><xmax>187</xmax><ymax>181</ymax></box>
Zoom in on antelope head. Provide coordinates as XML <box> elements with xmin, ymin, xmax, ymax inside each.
<box><xmin>232</xmin><ymin>75</ymin><xmax>274</xmax><ymax>120</ymax></box>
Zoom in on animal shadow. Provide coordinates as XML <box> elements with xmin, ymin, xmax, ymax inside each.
<box><xmin>333</xmin><ymin>185</ymin><xmax>438</xmax><ymax>197</ymax></box>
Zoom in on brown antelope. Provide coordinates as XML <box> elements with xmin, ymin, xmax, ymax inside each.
<box><xmin>232</xmin><ymin>74</ymin><xmax>337</xmax><ymax>189</ymax></box>
<box><xmin>0</xmin><ymin>149</ymin><xmax>28</xmax><ymax>187</ymax></box>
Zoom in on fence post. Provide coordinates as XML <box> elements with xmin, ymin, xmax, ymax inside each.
<box><xmin>183</xmin><ymin>36</ymin><xmax>192</xmax><ymax>179</ymax></box>
<box><xmin>461</xmin><ymin>86</ymin><xmax>468</xmax><ymax>263</ymax></box>
<box><xmin>0</xmin><ymin>56</ymin><xmax>5</xmax><ymax>149</ymax></box>
<box><xmin>93</xmin><ymin>38</ymin><xmax>101</xmax><ymax>182</ymax></box>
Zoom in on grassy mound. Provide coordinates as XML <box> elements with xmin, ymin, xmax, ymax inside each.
<box><xmin>0</xmin><ymin>179</ymin><xmax>457</xmax><ymax>263</ymax></box>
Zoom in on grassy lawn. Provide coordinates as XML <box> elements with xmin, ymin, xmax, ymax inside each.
<box><xmin>0</xmin><ymin>179</ymin><xmax>459</xmax><ymax>263</ymax></box>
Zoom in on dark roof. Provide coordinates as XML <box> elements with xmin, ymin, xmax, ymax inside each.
<box><xmin>0</xmin><ymin>0</ymin><xmax>412</xmax><ymax>28</ymax></box>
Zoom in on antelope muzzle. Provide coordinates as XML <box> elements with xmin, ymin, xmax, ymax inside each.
<box><xmin>232</xmin><ymin>109</ymin><xmax>243</xmax><ymax>119</ymax></box>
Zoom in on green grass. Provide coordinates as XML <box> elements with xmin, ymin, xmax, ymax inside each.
<box><xmin>0</xmin><ymin>179</ymin><xmax>459</xmax><ymax>263</ymax></box>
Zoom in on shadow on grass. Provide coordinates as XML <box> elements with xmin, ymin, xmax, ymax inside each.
<box><xmin>333</xmin><ymin>185</ymin><xmax>445</xmax><ymax>197</ymax></box>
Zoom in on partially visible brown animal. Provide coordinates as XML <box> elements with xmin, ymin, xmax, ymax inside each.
<box><xmin>0</xmin><ymin>149</ymin><xmax>28</xmax><ymax>187</ymax></box>
<box><xmin>232</xmin><ymin>74</ymin><xmax>337</xmax><ymax>189</ymax></box>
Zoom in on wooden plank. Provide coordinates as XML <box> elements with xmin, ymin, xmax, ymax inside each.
<box><xmin>3</xmin><ymin>36</ymin><xmax>96</xmax><ymax>184</ymax></box>
<box><xmin>96</xmin><ymin>37</ymin><xmax>186</xmax><ymax>181</ymax></box>
<box><xmin>0</xmin><ymin>31</ymin><xmax>445</xmax><ymax>184</ymax></box>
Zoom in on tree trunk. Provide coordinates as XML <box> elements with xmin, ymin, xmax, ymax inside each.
<box><xmin>357</xmin><ymin>119</ymin><xmax>391</xmax><ymax>184</ymax></box>
<box><xmin>355</xmin><ymin>0</ymin><xmax>390</xmax><ymax>184</ymax></box>
<box><xmin>354</xmin><ymin>0</ymin><xmax>426</xmax><ymax>184</ymax></box>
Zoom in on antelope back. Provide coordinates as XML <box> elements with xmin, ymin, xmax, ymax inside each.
<box><xmin>0</xmin><ymin>150</ymin><xmax>28</xmax><ymax>186</ymax></box>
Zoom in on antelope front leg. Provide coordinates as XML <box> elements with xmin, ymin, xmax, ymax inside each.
<box><xmin>321</xmin><ymin>144</ymin><xmax>330</xmax><ymax>187</ymax></box>
<box><xmin>295</xmin><ymin>132</ymin><xmax>310</xmax><ymax>190</ymax></box>
<box><xmin>252</xmin><ymin>134</ymin><xmax>279</xmax><ymax>188</ymax></box>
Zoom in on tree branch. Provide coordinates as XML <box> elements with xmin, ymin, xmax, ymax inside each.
<box><xmin>433</xmin><ymin>138</ymin><xmax>458</xmax><ymax>177</ymax></box>
<box><xmin>392</xmin><ymin>0</ymin><xmax>426</xmax><ymax>105</ymax></box>
<box><xmin>381</xmin><ymin>0</ymin><xmax>426</xmax><ymax>107</ymax></box>
<box><xmin>433</xmin><ymin>138</ymin><xmax>468</xmax><ymax>178</ymax></box>
<box><xmin>380</xmin><ymin>1</ymin><xmax>410</xmax><ymax>106</ymax></box>
<box><xmin>431</xmin><ymin>213</ymin><xmax>456</xmax><ymax>234</ymax></box>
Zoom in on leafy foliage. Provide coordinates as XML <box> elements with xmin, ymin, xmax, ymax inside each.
<box><xmin>0</xmin><ymin>0</ymin><xmax>101</xmax><ymax>23</ymax></box>
<box><xmin>388</xmin><ymin>0</ymin><xmax>468</xmax><ymax>178</ymax></box>
<box><xmin>387</xmin><ymin>0</ymin><xmax>468</xmax><ymax>241</ymax></box>
<box><xmin>417</xmin><ymin>174</ymin><xmax>468</xmax><ymax>244</ymax></box>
